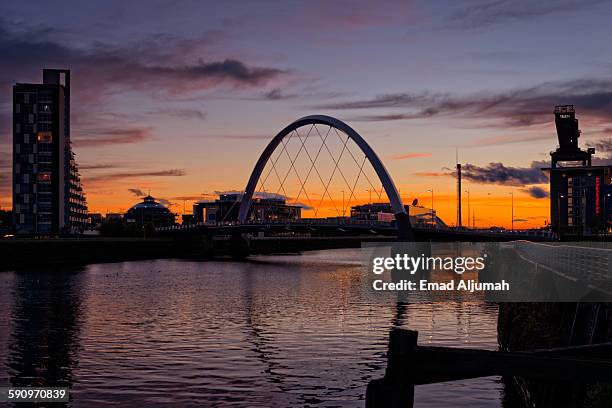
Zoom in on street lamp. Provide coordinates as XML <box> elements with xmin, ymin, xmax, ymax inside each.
<box><xmin>427</xmin><ymin>189</ymin><xmax>434</xmax><ymax>226</ymax></box>
<box><xmin>509</xmin><ymin>191</ymin><xmax>514</xmax><ymax>232</ymax></box>
<box><xmin>464</xmin><ymin>189</ymin><xmax>470</xmax><ymax>229</ymax></box>
<box><xmin>341</xmin><ymin>190</ymin><xmax>345</xmax><ymax>217</ymax></box>
<box><xmin>486</xmin><ymin>192</ymin><xmax>492</xmax><ymax>228</ymax></box>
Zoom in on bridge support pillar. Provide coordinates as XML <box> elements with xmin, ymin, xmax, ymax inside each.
<box><xmin>395</xmin><ymin>212</ymin><xmax>415</xmax><ymax>241</ymax></box>
<box><xmin>229</xmin><ymin>233</ymin><xmax>250</xmax><ymax>260</ymax></box>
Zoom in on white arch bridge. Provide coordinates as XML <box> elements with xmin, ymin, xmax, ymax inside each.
<box><xmin>158</xmin><ymin>115</ymin><xmax>556</xmax><ymax>253</ymax></box>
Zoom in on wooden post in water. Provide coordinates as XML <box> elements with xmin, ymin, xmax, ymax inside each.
<box><xmin>366</xmin><ymin>328</ymin><xmax>417</xmax><ymax>408</ymax></box>
<box><xmin>366</xmin><ymin>327</ymin><xmax>612</xmax><ymax>407</ymax></box>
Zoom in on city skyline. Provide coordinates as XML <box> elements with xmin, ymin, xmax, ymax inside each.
<box><xmin>2</xmin><ymin>1</ymin><xmax>612</xmax><ymax>228</ymax></box>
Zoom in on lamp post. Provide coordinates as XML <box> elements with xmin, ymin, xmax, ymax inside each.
<box><xmin>341</xmin><ymin>190</ymin><xmax>345</xmax><ymax>217</ymax></box>
<box><xmin>427</xmin><ymin>188</ymin><xmax>434</xmax><ymax>226</ymax></box>
<box><xmin>365</xmin><ymin>189</ymin><xmax>372</xmax><ymax>221</ymax></box>
<box><xmin>486</xmin><ymin>192</ymin><xmax>491</xmax><ymax>228</ymax></box>
<box><xmin>464</xmin><ymin>189</ymin><xmax>470</xmax><ymax>229</ymax></box>
<box><xmin>509</xmin><ymin>191</ymin><xmax>514</xmax><ymax>232</ymax></box>
<box><xmin>473</xmin><ymin>207</ymin><xmax>476</xmax><ymax>229</ymax></box>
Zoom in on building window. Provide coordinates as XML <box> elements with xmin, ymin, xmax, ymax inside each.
<box><xmin>37</xmin><ymin>131</ymin><xmax>53</xmax><ymax>143</ymax></box>
<box><xmin>38</xmin><ymin>163</ymin><xmax>53</xmax><ymax>172</ymax></box>
<box><xmin>38</xmin><ymin>183</ymin><xmax>52</xmax><ymax>192</ymax></box>
<box><xmin>38</xmin><ymin>143</ymin><xmax>53</xmax><ymax>153</ymax></box>
<box><xmin>37</xmin><ymin>172</ymin><xmax>52</xmax><ymax>182</ymax></box>
<box><xmin>38</xmin><ymin>113</ymin><xmax>52</xmax><ymax>122</ymax></box>
<box><xmin>38</xmin><ymin>202</ymin><xmax>52</xmax><ymax>212</ymax></box>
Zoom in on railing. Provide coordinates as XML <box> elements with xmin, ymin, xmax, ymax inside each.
<box><xmin>513</xmin><ymin>241</ymin><xmax>612</xmax><ymax>283</ymax></box>
<box><xmin>156</xmin><ymin>220</ymin><xmax>558</xmax><ymax>239</ymax></box>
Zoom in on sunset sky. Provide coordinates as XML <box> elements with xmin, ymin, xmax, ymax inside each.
<box><xmin>1</xmin><ymin>0</ymin><xmax>611</xmax><ymax>228</ymax></box>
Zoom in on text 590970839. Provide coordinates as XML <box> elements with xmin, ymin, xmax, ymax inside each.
<box><xmin>0</xmin><ymin>387</ymin><xmax>69</xmax><ymax>402</ymax></box>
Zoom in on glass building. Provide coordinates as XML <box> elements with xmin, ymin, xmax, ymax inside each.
<box><xmin>12</xmin><ymin>69</ymin><xmax>88</xmax><ymax>235</ymax></box>
<box><xmin>124</xmin><ymin>195</ymin><xmax>176</xmax><ymax>227</ymax></box>
<box><xmin>193</xmin><ymin>193</ymin><xmax>302</xmax><ymax>224</ymax></box>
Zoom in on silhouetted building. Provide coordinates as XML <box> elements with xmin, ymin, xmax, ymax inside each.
<box><xmin>88</xmin><ymin>213</ymin><xmax>103</xmax><ymax>228</ymax></box>
<box><xmin>181</xmin><ymin>214</ymin><xmax>195</xmax><ymax>224</ymax></box>
<box><xmin>544</xmin><ymin>106</ymin><xmax>612</xmax><ymax>235</ymax></box>
<box><xmin>193</xmin><ymin>193</ymin><xmax>301</xmax><ymax>224</ymax></box>
<box><xmin>124</xmin><ymin>195</ymin><xmax>175</xmax><ymax>227</ymax></box>
<box><xmin>105</xmin><ymin>213</ymin><xmax>123</xmax><ymax>222</ymax></box>
<box><xmin>0</xmin><ymin>209</ymin><xmax>12</xmax><ymax>235</ymax></box>
<box><xmin>12</xmin><ymin>69</ymin><xmax>88</xmax><ymax>234</ymax></box>
<box><xmin>350</xmin><ymin>202</ymin><xmax>447</xmax><ymax>228</ymax></box>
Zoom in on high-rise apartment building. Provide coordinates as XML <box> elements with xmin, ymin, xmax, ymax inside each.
<box><xmin>12</xmin><ymin>69</ymin><xmax>88</xmax><ymax>234</ymax></box>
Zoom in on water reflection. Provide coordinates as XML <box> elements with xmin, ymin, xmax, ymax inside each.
<box><xmin>6</xmin><ymin>267</ymin><xmax>84</xmax><ymax>389</ymax></box>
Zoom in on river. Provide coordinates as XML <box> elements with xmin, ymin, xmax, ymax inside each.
<box><xmin>0</xmin><ymin>248</ymin><xmax>502</xmax><ymax>407</ymax></box>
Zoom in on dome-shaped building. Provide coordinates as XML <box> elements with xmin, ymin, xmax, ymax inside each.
<box><xmin>124</xmin><ymin>195</ymin><xmax>175</xmax><ymax>227</ymax></box>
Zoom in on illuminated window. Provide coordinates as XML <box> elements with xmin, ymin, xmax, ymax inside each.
<box><xmin>37</xmin><ymin>172</ymin><xmax>52</xmax><ymax>182</ymax></box>
<box><xmin>37</xmin><ymin>131</ymin><xmax>53</xmax><ymax>143</ymax></box>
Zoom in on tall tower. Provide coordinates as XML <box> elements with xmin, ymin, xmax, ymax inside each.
<box><xmin>12</xmin><ymin>69</ymin><xmax>88</xmax><ymax>235</ymax></box>
<box><xmin>456</xmin><ymin>160</ymin><xmax>462</xmax><ymax>228</ymax></box>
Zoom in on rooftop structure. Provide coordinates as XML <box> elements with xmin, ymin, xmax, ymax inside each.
<box><xmin>550</xmin><ymin>105</ymin><xmax>595</xmax><ymax>168</ymax></box>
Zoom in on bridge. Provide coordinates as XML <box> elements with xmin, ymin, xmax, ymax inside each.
<box><xmin>158</xmin><ymin>115</ymin><xmax>557</xmax><ymax>256</ymax></box>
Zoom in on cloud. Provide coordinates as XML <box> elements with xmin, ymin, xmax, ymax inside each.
<box><xmin>88</xmin><ymin>169</ymin><xmax>186</xmax><ymax>182</ymax></box>
<box><xmin>461</xmin><ymin>161</ymin><xmax>549</xmax><ymax>186</ymax></box>
<box><xmin>158</xmin><ymin>198</ymin><xmax>175</xmax><ymax>208</ymax></box>
<box><xmin>586</xmin><ymin>137</ymin><xmax>612</xmax><ymax>165</ymax></box>
<box><xmin>133</xmin><ymin>59</ymin><xmax>286</xmax><ymax>89</ymax></box>
<box><xmin>262</xmin><ymin>88</ymin><xmax>297</xmax><ymax>100</ymax></box>
<box><xmin>446</xmin><ymin>0</ymin><xmax>608</xmax><ymax>30</ymax></box>
<box><xmin>390</xmin><ymin>152</ymin><xmax>432</xmax><ymax>160</ymax></box>
<box><xmin>74</xmin><ymin>127</ymin><xmax>153</xmax><ymax>147</ymax></box>
<box><xmin>413</xmin><ymin>171</ymin><xmax>451</xmax><ymax>177</ymax></box>
<box><xmin>467</xmin><ymin>133</ymin><xmax>552</xmax><ymax>147</ymax></box>
<box><xmin>148</xmin><ymin>108</ymin><xmax>207</xmax><ymax>120</ymax></box>
<box><xmin>171</xmin><ymin>195</ymin><xmax>207</xmax><ymax>201</ymax></box>
<box><xmin>522</xmin><ymin>186</ymin><xmax>549</xmax><ymax>199</ymax></box>
<box><xmin>0</xmin><ymin>152</ymin><xmax>10</xmax><ymax>169</ymax></box>
<box><xmin>79</xmin><ymin>163</ymin><xmax>120</xmax><ymax>170</ymax></box>
<box><xmin>128</xmin><ymin>188</ymin><xmax>146</xmax><ymax>197</ymax></box>
<box><xmin>0</xmin><ymin>23</ymin><xmax>289</xmax><ymax>100</ymax></box>
<box><xmin>313</xmin><ymin>76</ymin><xmax>612</xmax><ymax>129</ymax></box>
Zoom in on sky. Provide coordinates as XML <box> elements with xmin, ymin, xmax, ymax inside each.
<box><xmin>1</xmin><ymin>0</ymin><xmax>611</xmax><ymax>228</ymax></box>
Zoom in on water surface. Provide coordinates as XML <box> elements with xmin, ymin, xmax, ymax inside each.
<box><xmin>0</xmin><ymin>249</ymin><xmax>501</xmax><ymax>407</ymax></box>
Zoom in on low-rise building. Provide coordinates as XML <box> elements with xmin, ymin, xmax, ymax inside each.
<box><xmin>193</xmin><ymin>193</ymin><xmax>301</xmax><ymax>224</ymax></box>
<box><xmin>124</xmin><ymin>195</ymin><xmax>175</xmax><ymax>227</ymax></box>
<box><xmin>350</xmin><ymin>202</ymin><xmax>446</xmax><ymax>228</ymax></box>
